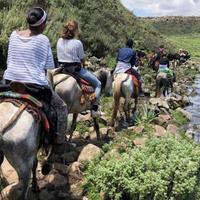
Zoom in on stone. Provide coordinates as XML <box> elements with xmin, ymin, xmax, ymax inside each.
<box><xmin>133</xmin><ymin>138</ymin><xmax>147</xmax><ymax>148</ymax></box>
<box><xmin>68</xmin><ymin>162</ymin><xmax>82</xmax><ymax>175</ymax></box>
<box><xmin>154</xmin><ymin>125</ymin><xmax>167</xmax><ymax>137</ymax></box>
<box><xmin>103</xmin><ymin>148</ymin><xmax>121</xmax><ymax>160</ymax></box>
<box><xmin>176</xmin><ymin>108</ymin><xmax>192</xmax><ymax>120</ymax></box>
<box><xmin>130</xmin><ymin>125</ymin><xmax>145</xmax><ymax>134</ymax></box>
<box><xmin>149</xmin><ymin>98</ymin><xmax>169</xmax><ymax>109</ymax></box>
<box><xmin>70</xmin><ymin>181</ymin><xmax>84</xmax><ymax>197</ymax></box>
<box><xmin>153</xmin><ymin>114</ymin><xmax>171</xmax><ymax>126</ymax></box>
<box><xmin>167</xmin><ymin>124</ymin><xmax>179</xmax><ymax>136</ymax></box>
<box><xmin>1</xmin><ymin>158</ymin><xmax>18</xmax><ymax>185</ymax></box>
<box><xmin>182</xmin><ymin>95</ymin><xmax>190</xmax><ymax>106</ymax></box>
<box><xmin>78</xmin><ymin>144</ymin><xmax>103</xmax><ymax>163</ymax></box>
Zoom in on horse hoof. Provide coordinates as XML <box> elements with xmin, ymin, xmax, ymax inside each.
<box><xmin>41</xmin><ymin>162</ymin><xmax>52</xmax><ymax>175</ymax></box>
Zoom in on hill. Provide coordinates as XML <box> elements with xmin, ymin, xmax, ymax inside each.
<box><xmin>0</xmin><ymin>0</ymin><xmax>165</xmax><ymax>68</ymax></box>
<box><xmin>142</xmin><ymin>16</ymin><xmax>200</xmax><ymax>35</ymax></box>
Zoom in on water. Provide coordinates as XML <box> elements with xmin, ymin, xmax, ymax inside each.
<box><xmin>185</xmin><ymin>75</ymin><xmax>200</xmax><ymax>142</ymax></box>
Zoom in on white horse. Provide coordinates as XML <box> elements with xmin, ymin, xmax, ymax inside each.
<box><xmin>0</xmin><ymin>101</ymin><xmax>42</xmax><ymax>200</ymax></box>
<box><xmin>111</xmin><ymin>73</ymin><xmax>139</xmax><ymax>127</ymax></box>
<box><xmin>48</xmin><ymin>68</ymin><xmax>113</xmax><ymax>140</ymax></box>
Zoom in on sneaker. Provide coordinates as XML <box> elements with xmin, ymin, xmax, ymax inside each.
<box><xmin>91</xmin><ymin>109</ymin><xmax>101</xmax><ymax>118</ymax></box>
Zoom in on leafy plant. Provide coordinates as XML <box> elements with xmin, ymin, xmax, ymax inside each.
<box><xmin>84</xmin><ymin>137</ymin><xmax>200</xmax><ymax>200</ymax></box>
<box><xmin>135</xmin><ymin>105</ymin><xmax>156</xmax><ymax>125</ymax></box>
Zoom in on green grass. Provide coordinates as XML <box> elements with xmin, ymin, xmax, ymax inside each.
<box><xmin>166</xmin><ymin>33</ymin><xmax>200</xmax><ymax>57</ymax></box>
<box><xmin>171</xmin><ymin>110</ymin><xmax>188</xmax><ymax>126</ymax></box>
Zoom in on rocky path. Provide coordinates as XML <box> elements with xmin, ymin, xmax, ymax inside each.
<box><xmin>1</xmin><ymin>59</ymin><xmax>200</xmax><ymax>200</ymax></box>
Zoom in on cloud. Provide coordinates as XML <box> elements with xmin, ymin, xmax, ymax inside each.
<box><xmin>121</xmin><ymin>0</ymin><xmax>200</xmax><ymax>16</ymax></box>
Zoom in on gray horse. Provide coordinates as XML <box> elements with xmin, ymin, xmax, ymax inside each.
<box><xmin>49</xmin><ymin>68</ymin><xmax>113</xmax><ymax>140</ymax></box>
<box><xmin>0</xmin><ymin>101</ymin><xmax>42</xmax><ymax>200</ymax></box>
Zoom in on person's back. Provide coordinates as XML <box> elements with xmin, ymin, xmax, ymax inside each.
<box><xmin>3</xmin><ymin>7</ymin><xmax>67</xmax><ymax>145</ymax></box>
<box><xmin>4</xmin><ymin>31</ymin><xmax>53</xmax><ymax>85</ymax></box>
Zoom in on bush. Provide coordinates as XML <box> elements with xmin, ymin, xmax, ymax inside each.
<box><xmin>84</xmin><ymin>137</ymin><xmax>200</xmax><ymax>200</ymax></box>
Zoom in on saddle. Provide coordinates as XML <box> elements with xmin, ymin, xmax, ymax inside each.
<box><xmin>0</xmin><ymin>82</ymin><xmax>51</xmax><ymax>134</ymax></box>
<box><xmin>53</xmin><ymin>69</ymin><xmax>96</xmax><ymax>105</ymax></box>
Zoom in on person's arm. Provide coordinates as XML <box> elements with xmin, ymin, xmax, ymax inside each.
<box><xmin>130</xmin><ymin>50</ymin><xmax>137</xmax><ymax>67</ymax></box>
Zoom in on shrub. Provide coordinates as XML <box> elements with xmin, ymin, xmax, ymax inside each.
<box><xmin>84</xmin><ymin>137</ymin><xmax>200</xmax><ymax>200</ymax></box>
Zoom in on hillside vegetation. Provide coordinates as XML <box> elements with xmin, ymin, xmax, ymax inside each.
<box><xmin>142</xmin><ymin>16</ymin><xmax>200</xmax><ymax>57</ymax></box>
<box><xmin>0</xmin><ymin>0</ymin><xmax>165</xmax><ymax>68</ymax></box>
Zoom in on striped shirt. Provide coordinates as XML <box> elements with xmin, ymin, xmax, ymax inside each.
<box><xmin>57</xmin><ymin>38</ymin><xmax>84</xmax><ymax>63</ymax></box>
<box><xmin>4</xmin><ymin>31</ymin><xmax>55</xmax><ymax>85</ymax></box>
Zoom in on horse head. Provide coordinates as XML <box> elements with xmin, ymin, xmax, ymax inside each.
<box><xmin>95</xmin><ymin>68</ymin><xmax>113</xmax><ymax>96</ymax></box>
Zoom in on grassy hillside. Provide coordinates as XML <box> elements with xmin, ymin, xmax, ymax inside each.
<box><xmin>166</xmin><ymin>33</ymin><xmax>200</xmax><ymax>57</ymax></box>
<box><xmin>0</xmin><ymin>0</ymin><xmax>165</xmax><ymax>68</ymax></box>
<box><xmin>141</xmin><ymin>16</ymin><xmax>200</xmax><ymax>57</ymax></box>
<box><xmin>143</xmin><ymin>16</ymin><xmax>200</xmax><ymax>36</ymax></box>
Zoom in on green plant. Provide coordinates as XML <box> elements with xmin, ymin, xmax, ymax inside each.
<box><xmin>135</xmin><ymin>105</ymin><xmax>156</xmax><ymax>125</ymax></box>
<box><xmin>84</xmin><ymin>137</ymin><xmax>200</xmax><ymax>200</ymax></box>
<box><xmin>171</xmin><ymin>110</ymin><xmax>188</xmax><ymax>125</ymax></box>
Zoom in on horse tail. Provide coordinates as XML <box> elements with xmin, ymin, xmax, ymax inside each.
<box><xmin>111</xmin><ymin>75</ymin><xmax>123</xmax><ymax>127</ymax></box>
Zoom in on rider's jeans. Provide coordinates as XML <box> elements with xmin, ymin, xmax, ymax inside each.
<box><xmin>77</xmin><ymin>68</ymin><xmax>102</xmax><ymax>102</ymax></box>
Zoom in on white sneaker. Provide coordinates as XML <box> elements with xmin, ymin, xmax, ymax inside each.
<box><xmin>91</xmin><ymin>109</ymin><xmax>101</xmax><ymax>118</ymax></box>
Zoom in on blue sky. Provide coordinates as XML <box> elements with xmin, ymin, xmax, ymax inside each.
<box><xmin>121</xmin><ymin>0</ymin><xmax>200</xmax><ymax>17</ymax></box>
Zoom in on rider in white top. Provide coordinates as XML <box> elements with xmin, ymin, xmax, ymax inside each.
<box><xmin>3</xmin><ymin>7</ymin><xmax>67</xmax><ymax>144</ymax></box>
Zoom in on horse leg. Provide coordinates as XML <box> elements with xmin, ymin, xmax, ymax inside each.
<box><xmin>93</xmin><ymin>117</ymin><xmax>101</xmax><ymax>140</ymax></box>
<box><xmin>111</xmin><ymin>97</ymin><xmax>120</xmax><ymax>127</ymax></box>
<box><xmin>32</xmin><ymin>158</ymin><xmax>40</xmax><ymax>193</ymax></box>
<box><xmin>69</xmin><ymin>113</ymin><xmax>78</xmax><ymax>141</ymax></box>
<box><xmin>124</xmin><ymin>97</ymin><xmax>130</xmax><ymax>123</ymax></box>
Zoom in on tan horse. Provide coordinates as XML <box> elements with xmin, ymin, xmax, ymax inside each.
<box><xmin>111</xmin><ymin>73</ymin><xmax>139</xmax><ymax>127</ymax></box>
<box><xmin>48</xmin><ymin>68</ymin><xmax>113</xmax><ymax>140</ymax></box>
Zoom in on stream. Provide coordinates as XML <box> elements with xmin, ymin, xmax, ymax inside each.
<box><xmin>185</xmin><ymin>75</ymin><xmax>200</xmax><ymax>142</ymax></box>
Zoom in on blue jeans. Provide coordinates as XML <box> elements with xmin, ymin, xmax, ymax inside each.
<box><xmin>77</xmin><ymin>68</ymin><xmax>101</xmax><ymax>102</ymax></box>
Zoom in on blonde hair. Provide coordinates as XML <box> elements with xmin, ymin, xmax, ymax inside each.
<box><xmin>61</xmin><ymin>20</ymin><xmax>79</xmax><ymax>39</ymax></box>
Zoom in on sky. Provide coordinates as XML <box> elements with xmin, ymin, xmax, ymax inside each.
<box><xmin>121</xmin><ymin>0</ymin><xmax>200</xmax><ymax>17</ymax></box>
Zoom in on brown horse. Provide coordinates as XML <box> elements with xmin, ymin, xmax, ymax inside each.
<box><xmin>111</xmin><ymin>73</ymin><xmax>139</xmax><ymax>127</ymax></box>
<box><xmin>155</xmin><ymin>72</ymin><xmax>174</xmax><ymax>97</ymax></box>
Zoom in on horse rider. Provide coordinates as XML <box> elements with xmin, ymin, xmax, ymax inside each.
<box><xmin>3</xmin><ymin>7</ymin><xmax>68</xmax><ymax>144</ymax></box>
<box><xmin>158</xmin><ymin>54</ymin><xmax>176</xmax><ymax>82</ymax></box>
<box><xmin>113</xmin><ymin>38</ymin><xmax>144</xmax><ymax>96</ymax></box>
<box><xmin>155</xmin><ymin>45</ymin><xmax>165</xmax><ymax>62</ymax></box>
<box><xmin>56</xmin><ymin>20</ymin><xmax>102</xmax><ymax>117</ymax></box>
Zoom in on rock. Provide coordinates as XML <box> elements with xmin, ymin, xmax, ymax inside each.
<box><xmin>167</xmin><ymin>124</ymin><xmax>179</xmax><ymax>136</ymax></box>
<box><xmin>182</xmin><ymin>95</ymin><xmax>190</xmax><ymax>106</ymax></box>
<box><xmin>1</xmin><ymin>158</ymin><xmax>18</xmax><ymax>185</ymax></box>
<box><xmin>133</xmin><ymin>138</ymin><xmax>147</xmax><ymax>148</ymax></box>
<box><xmin>149</xmin><ymin>98</ymin><xmax>169</xmax><ymax>109</ymax></box>
<box><xmin>176</xmin><ymin>108</ymin><xmax>192</xmax><ymax>120</ymax></box>
<box><xmin>154</xmin><ymin>125</ymin><xmax>167</xmax><ymax>137</ymax></box>
<box><xmin>72</xmin><ymin>131</ymin><xmax>82</xmax><ymax>139</ymax></box>
<box><xmin>100</xmin><ymin>127</ymin><xmax>109</xmax><ymax>136</ymax></box>
<box><xmin>70</xmin><ymin>181</ymin><xmax>84</xmax><ymax>197</ymax></box>
<box><xmin>153</xmin><ymin>114</ymin><xmax>171</xmax><ymax>126</ymax></box>
<box><xmin>130</xmin><ymin>125</ymin><xmax>145</xmax><ymax>134</ymax></box>
<box><xmin>68</xmin><ymin>162</ymin><xmax>82</xmax><ymax>175</ymax></box>
<box><xmin>78</xmin><ymin>144</ymin><xmax>103</xmax><ymax>163</ymax></box>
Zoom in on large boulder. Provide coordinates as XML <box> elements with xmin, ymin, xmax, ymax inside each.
<box><xmin>167</xmin><ymin>124</ymin><xmax>179</xmax><ymax>136</ymax></box>
<box><xmin>78</xmin><ymin>144</ymin><xmax>103</xmax><ymax>163</ymax></box>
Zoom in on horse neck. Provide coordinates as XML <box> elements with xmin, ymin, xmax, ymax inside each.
<box><xmin>95</xmin><ymin>70</ymin><xmax>107</xmax><ymax>91</ymax></box>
